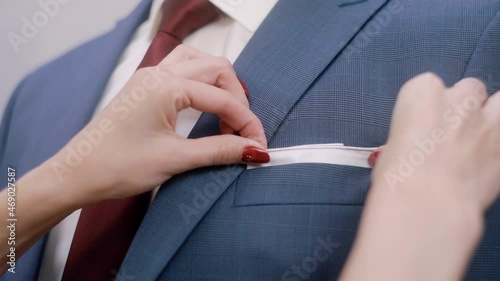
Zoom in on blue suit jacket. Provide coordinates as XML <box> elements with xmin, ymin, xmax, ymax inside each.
<box><xmin>2</xmin><ymin>0</ymin><xmax>500</xmax><ymax>280</ymax></box>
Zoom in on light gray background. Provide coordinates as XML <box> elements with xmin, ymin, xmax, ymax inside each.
<box><xmin>0</xmin><ymin>0</ymin><xmax>142</xmax><ymax>119</ymax></box>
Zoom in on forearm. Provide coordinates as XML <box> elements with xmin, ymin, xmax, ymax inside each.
<box><xmin>0</xmin><ymin>159</ymin><xmax>83</xmax><ymax>274</ymax></box>
<box><xmin>339</xmin><ymin>181</ymin><xmax>483</xmax><ymax>281</ymax></box>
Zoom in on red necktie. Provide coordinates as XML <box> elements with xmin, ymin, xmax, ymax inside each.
<box><xmin>138</xmin><ymin>0</ymin><xmax>219</xmax><ymax>68</ymax></box>
<box><xmin>61</xmin><ymin>1</ymin><xmax>218</xmax><ymax>280</ymax></box>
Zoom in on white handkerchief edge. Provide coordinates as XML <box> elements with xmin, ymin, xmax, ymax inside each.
<box><xmin>247</xmin><ymin>144</ymin><xmax>376</xmax><ymax>170</ymax></box>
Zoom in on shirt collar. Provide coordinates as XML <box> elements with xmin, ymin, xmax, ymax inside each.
<box><xmin>149</xmin><ymin>0</ymin><xmax>278</xmax><ymax>33</ymax></box>
<box><xmin>209</xmin><ymin>0</ymin><xmax>278</xmax><ymax>32</ymax></box>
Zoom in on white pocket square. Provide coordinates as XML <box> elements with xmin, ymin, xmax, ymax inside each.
<box><xmin>247</xmin><ymin>143</ymin><xmax>376</xmax><ymax>170</ymax></box>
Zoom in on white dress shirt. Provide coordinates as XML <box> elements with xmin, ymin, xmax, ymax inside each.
<box><xmin>38</xmin><ymin>0</ymin><xmax>277</xmax><ymax>280</ymax></box>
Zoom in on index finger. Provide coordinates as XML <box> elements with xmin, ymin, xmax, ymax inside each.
<box><xmin>173</xmin><ymin>78</ymin><xmax>267</xmax><ymax>148</ymax></box>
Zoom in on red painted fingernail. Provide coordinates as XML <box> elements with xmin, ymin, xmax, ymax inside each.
<box><xmin>238</xmin><ymin>77</ymin><xmax>250</xmax><ymax>98</ymax></box>
<box><xmin>368</xmin><ymin>150</ymin><xmax>380</xmax><ymax>168</ymax></box>
<box><xmin>241</xmin><ymin>147</ymin><xmax>270</xmax><ymax>163</ymax></box>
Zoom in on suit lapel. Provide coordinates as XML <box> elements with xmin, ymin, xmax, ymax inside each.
<box><xmin>235</xmin><ymin>0</ymin><xmax>390</xmax><ymax>139</ymax></box>
<box><xmin>119</xmin><ymin>0</ymin><xmax>390</xmax><ymax>279</ymax></box>
<box><xmin>1</xmin><ymin>0</ymin><xmax>152</xmax><ymax>177</ymax></box>
<box><xmin>0</xmin><ymin>1</ymin><xmax>152</xmax><ymax>280</ymax></box>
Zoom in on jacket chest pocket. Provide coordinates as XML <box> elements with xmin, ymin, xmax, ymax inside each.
<box><xmin>233</xmin><ymin>163</ymin><xmax>372</xmax><ymax>207</ymax></box>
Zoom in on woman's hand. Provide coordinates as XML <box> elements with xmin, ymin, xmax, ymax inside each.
<box><xmin>372</xmin><ymin>73</ymin><xmax>500</xmax><ymax>213</ymax></box>
<box><xmin>0</xmin><ymin>46</ymin><xmax>270</xmax><ymax>271</ymax></box>
<box><xmin>341</xmin><ymin>73</ymin><xmax>500</xmax><ymax>281</ymax></box>
<box><xmin>49</xmin><ymin>45</ymin><xmax>269</xmax><ymax>206</ymax></box>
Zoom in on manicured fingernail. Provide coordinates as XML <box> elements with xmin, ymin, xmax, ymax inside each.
<box><xmin>237</xmin><ymin>77</ymin><xmax>250</xmax><ymax>98</ymax></box>
<box><xmin>241</xmin><ymin>147</ymin><xmax>270</xmax><ymax>163</ymax></box>
<box><xmin>368</xmin><ymin>150</ymin><xmax>380</xmax><ymax>167</ymax></box>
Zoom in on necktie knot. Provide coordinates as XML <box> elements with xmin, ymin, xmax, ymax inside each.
<box><xmin>159</xmin><ymin>0</ymin><xmax>219</xmax><ymax>41</ymax></box>
<box><xmin>138</xmin><ymin>0</ymin><xmax>219</xmax><ymax>68</ymax></box>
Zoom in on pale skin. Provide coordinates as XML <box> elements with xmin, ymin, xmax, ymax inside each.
<box><xmin>340</xmin><ymin>74</ymin><xmax>500</xmax><ymax>281</ymax></box>
<box><xmin>0</xmin><ymin>45</ymin><xmax>268</xmax><ymax>273</ymax></box>
<box><xmin>1</xmin><ymin>47</ymin><xmax>500</xmax><ymax>279</ymax></box>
